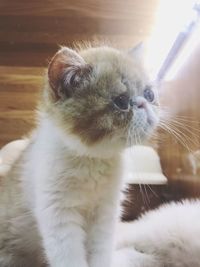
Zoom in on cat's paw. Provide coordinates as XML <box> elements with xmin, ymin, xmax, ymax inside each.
<box><xmin>112</xmin><ymin>248</ymin><xmax>162</xmax><ymax>267</ymax></box>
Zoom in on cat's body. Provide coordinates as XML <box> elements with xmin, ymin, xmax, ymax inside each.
<box><xmin>0</xmin><ymin>45</ymin><xmax>158</xmax><ymax>267</ymax></box>
<box><xmin>0</xmin><ymin>120</ymin><xmax>121</xmax><ymax>267</ymax></box>
<box><xmin>116</xmin><ymin>199</ymin><xmax>200</xmax><ymax>267</ymax></box>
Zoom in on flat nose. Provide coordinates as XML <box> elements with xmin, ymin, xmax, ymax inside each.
<box><xmin>130</xmin><ymin>97</ymin><xmax>147</xmax><ymax>109</ymax></box>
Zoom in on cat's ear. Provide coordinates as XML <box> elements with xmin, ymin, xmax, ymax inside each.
<box><xmin>128</xmin><ymin>42</ymin><xmax>144</xmax><ymax>61</ymax></box>
<box><xmin>48</xmin><ymin>47</ymin><xmax>92</xmax><ymax>100</ymax></box>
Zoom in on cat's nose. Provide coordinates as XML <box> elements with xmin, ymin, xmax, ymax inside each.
<box><xmin>130</xmin><ymin>97</ymin><xmax>147</xmax><ymax>109</ymax></box>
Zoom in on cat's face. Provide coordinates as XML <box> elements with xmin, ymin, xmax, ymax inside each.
<box><xmin>44</xmin><ymin>46</ymin><xmax>159</xmax><ymax>157</ymax></box>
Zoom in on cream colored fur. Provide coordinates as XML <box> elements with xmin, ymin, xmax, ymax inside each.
<box><xmin>0</xmin><ymin>45</ymin><xmax>159</xmax><ymax>267</ymax></box>
<box><xmin>116</xmin><ymin>200</ymin><xmax>200</xmax><ymax>267</ymax></box>
<box><xmin>0</xmin><ymin>118</ymin><xmax>123</xmax><ymax>267</ymax></box>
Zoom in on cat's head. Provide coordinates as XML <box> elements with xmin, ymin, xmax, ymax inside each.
<box><xmin>43</xmin><ymin>45</ymin><xmax>159</xmax><ymax>157</ymax></box>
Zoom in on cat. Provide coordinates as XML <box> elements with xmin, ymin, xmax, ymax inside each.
<box><xmin>116</xmin><ymin>199</ymin><xmax>200</xmax><ymax>267</ymax></box>
<box><xmin>0</xmin><ymin>45</ymin><xmax>159</xmax><ymax>267</ymax></box>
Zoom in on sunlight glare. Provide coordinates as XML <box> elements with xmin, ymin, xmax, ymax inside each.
<box><xmin>147</xmin><ymin>0</ymin><xmax>198</xmax><ymax>80</ymax></box>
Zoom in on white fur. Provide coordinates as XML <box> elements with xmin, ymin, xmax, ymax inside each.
<box><xmin>116</xmin><ymin>200</ymin><xmax>200</xmax><ymax>267</ymax></box>
<box><xmin>32</xmin><ymin>118</ymin><xmax>123</xmax><ymax>267</ymax></box>
<box><xmin>0</xmin><ymin>116</ymin><xmax>124</xmax><ymax>267</ymax></box>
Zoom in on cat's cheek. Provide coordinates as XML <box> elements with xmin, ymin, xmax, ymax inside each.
<box><xmin>147</xmin><ymin>111</ymin><xmax>159</xmax><ymax>128</ymax></box>
<box><xmin>149</xmin><ymin>106</ymin><xmax>160</xmax><ymax>128</ymax></box>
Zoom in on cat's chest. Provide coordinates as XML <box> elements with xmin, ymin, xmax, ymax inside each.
<box><xmin>66</xmin><ymin>157</ymin><xmax>118</xmax><ymax>188</ymax></box>
<box><xmin>29</xmin><ymin>145</ymin><xmax>122</xmax><ymax>209</ymax></box>
<box><xmin>58</xmin><ymin>156</ymin><xmax>121</xmax><ymax>207</ymax></box>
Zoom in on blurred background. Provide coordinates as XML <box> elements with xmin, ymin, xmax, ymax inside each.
<box><xmin>0</xmin><ymin>0</ymin><xmax>200</xmax><ymax>220</ymax></box>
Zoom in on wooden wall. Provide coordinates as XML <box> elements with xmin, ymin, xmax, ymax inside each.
<box><xmin>0</xmin><ymin>0</ymin><xmax>159</xmax><ymax>147</ymax></box>
<box><xmin>0</xmin><ymin>0</ymin><xmax>158</xmax><ymax>67</ymax></box>
<box><xmin>158</xmin><ymin>43</ymin><xmax>200</xmax><ymax>197</ymax></box>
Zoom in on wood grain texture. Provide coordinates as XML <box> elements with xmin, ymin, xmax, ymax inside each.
<box><xmin>155</xmin><ymin>43</ymin><xmax>200</xmax><ymax>199</ymax></box>
<box><xmin>0</xmin><ymin>0</ymin><xmax>159</xmax><ymax>146</ymax></box>
<box><xmin>0</xmin><ymin>66</ymin><xmax>44</xmax><ymax>146</ymax></box>
<box><xmin>0</xmin><ymin>0</ymin><xmax>158</xmax><ymax>66</ymax></box>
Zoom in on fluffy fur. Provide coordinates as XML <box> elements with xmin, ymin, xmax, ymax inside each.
<box><xmin>0</xmin><ymin>45</ymin><xmax>159</xmax><ymax>267</ymax></box>
<box><xmin>116</xmin><ymin>200</ymin><xmax>200</xmax><ymax>267</ymax></box>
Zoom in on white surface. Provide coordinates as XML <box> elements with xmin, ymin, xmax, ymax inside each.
<box><xmin>123</xmin><ymin>146</ymin><xmax>168</xmax><ymax>185</ymax></box>
<box><xmin>0</xmin><ymin>139</ymin><xmax>29</xmax><ymax>176</ymax></box>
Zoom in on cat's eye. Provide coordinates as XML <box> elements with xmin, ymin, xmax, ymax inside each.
<box><xmin>113</xmin><ymin>94</ymin><xmax>130</xmax><ymax>110</ymax></box>
<box><xmin>143</xmin><ymin>86</ymin><xmax>154</xmax><ymax>102</ymax></box>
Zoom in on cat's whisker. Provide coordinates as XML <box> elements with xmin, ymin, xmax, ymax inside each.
<box><xmin>164</xmin><ymin>121</ymin><xmax>199</xmax><ymax>148</ymax></box>
<box><xmin>172</xmin><ymin>114</ymin><xmax>200</xmax><ymax>121</ymax></box>
<box><xmin>138</xmin><ymin>130</ymin><xmax>142</xmax><ymax>146</ymax></box>
<box><xmin>143</xmin><ymin>184</ymin><xmax>150</xmax><ymax>206</ymax></box>
<box><xmin>134</xmin><ymin>130</ymin><xmax>138</xmax><ymax>146</ymax></box>
<box><xmin>139</xmin><ymin>183</ymin><xmax>148</xmax><ymax>207</ymax></box>
<box><xmin>159</xmin><ymin>122</ymin><xmax>192</xmax><ymax>152</ymax></box>
<box><xmin>159</xmin><ymin>108</ymin><xmax>200</xmax><ymax>130</ymax></box>
<box><xmin>164</xmin><ymin>118</ymin><xmax>200</xmax><ymax>133</ymax></box>
<box><xmin>164</xmin><ymin>120</ymin><xmax>198</xmax><ymax>138</ymax></box>
<box><xmin>126</xmin><ymin>133</ymin><xmax>152</xmax><ymax>207</ymax></box>
<box><xmin>127</xmin><ymin>128</ymin><xmax>151</xmax><ymax>207</ymax></box>
<box><xmin>146</xmin><ymin>184</ymin><xmax>159</xmax><ymax>198</ymax></box>
<box><xmin>127</xmin><ymin>124</ymin><xmax>135</xmax><ymax>148</ymax></box>
<box><xmin>159</xmin><ymin>122</ymin><xmax>191</xmax><ymax>149</ymax></box>
<box><xmin>171</xmin><ymin>119</ymin><xmax>200</xmax><ymax>126</ymax></box>
<box><xmin>170</xmin><ymin>128</ymin><xmax>199</xmax><ymax>148</ymax></box>
<box><xmin>134</xmin><ymin>131</ymin><xmax>138</xmax><ymax>146</ymax></box>
<box><xmin>159</xmin><ymin>117</ymin><xmax>199</xmax><ymax>140</ymax></box>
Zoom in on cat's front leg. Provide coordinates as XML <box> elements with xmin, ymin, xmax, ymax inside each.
<box><xmin>35</xmin><ymin>200</ymin><xmax>88</xmax><ymax>267</ymax></box>
<box><xmin>88</xmin><ymin>201</ymin><xmax>117</xmax><ymax>267</ymax></box>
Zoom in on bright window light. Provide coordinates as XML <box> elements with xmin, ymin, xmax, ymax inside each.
<box><xmin>146</xmin><ymin>0</ymin><xmax>200</xmax><ymax>81</ymax></box>
<box><xmin>165</xmin><ymin>18</ymin><xmax>200</xmax><ymax>80</ymax></box>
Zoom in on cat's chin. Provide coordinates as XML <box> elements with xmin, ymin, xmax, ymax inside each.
<box><xmin>41</xmin><ymin>116</ymin><xmax>127</xmax><ymax>158</ymax></box>
<box><xmin>55</xmin><ymin>126</ymin><xmax>124</xmax><ymax>159</ymax></box>
<box><xmin>58</xmin><ymin>125</ymin><xmax>155</xmax><ymax>158</ymax></box>
<box><xmin>124</xmin><ymin>125</ymin><xmax>157</xmax><ymax>148</ymax></box>
<box><xmin>70</xmin><ymin>136</ymin><xmax>125</xmax><ymax>158</ymax></box>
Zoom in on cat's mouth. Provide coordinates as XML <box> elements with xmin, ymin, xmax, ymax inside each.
<box><xmin>141</xmin><ymin>104</ymin><xmax>158</xmax><ymax>129</ymax></box>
